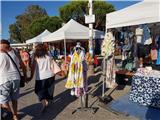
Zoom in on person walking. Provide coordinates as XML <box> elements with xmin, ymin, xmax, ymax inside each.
<box><xmin>20</xmin><ymin>48</ymin><xmax>30</xmax><ymax>68</ymax></box>
<box><xmin>29</xmin><ymin>44</ymin><xmax>58</xmax><ymax>112</ymax></box>
<box><xmin>0</xmin><ymin>39</ymin><xmax>27</xmax><ymax>120</ymax></box>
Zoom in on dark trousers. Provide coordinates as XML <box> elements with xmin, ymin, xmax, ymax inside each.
<box><xmin>35</xmin><ymin>76</ymin><xmax>55</xmax><ymax>101</ymax></box>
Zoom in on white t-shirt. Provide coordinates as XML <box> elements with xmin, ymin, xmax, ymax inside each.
<box><xmin>0</xmin><ymin>51</ymin><xmax>20</xmax><ymax>85</ymax></box>
<box><xmin>35</xmin><ymin>55</ymin><xmax>54</xmax><ymax>80</ymax></box>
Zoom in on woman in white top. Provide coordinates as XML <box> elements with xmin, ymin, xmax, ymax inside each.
<box><xmin>30</xmin><ymin>44</ymin><xmax>55</xmax><ymax>112</ymax></box>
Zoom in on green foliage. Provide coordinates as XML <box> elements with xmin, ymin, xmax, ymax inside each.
<box><xmin>59</xmin><ymin>1</ymin><xmax>88</xmax><ymax>25</ymax></box>
<box><xmin>9</xmin><ymin>1</ymin><xmax>115</xmax><ymax>43</ymax></box>
<box><xmin>9</xmin><ymin>5</ymin><xmax>48</xmax><ymax>43</ymax></box>
<box><xmin>9</xmin><ymin>24</ymin><xmax>22</xmax><ymax>43</ymax></box>
<box><xmin>59</xmin><ymin>0</ymin><xmax>115</xmax><ymax>31</ymax></box>
<box><xmin>29</xmin><ymin>16</ymin><xmax>62</xmax><ymax>38</ymax></box>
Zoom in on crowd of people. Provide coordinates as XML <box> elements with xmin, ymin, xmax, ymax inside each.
<box><xmin>0</xmin><ymin>39</ymin><xmax>99</xmax><ymax>120</ymax></box>
<box><xmin>0</xmin><ymin>39</ymin><xmax>62</xmax><ymax>120</ymax></box>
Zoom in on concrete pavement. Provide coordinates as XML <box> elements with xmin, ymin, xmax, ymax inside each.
<box><xmin>17</xmin><ymin>68</ymin><xmax>137</xmax><ymax>120</ymax></box>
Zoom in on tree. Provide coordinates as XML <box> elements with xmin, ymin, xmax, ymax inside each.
<box><xmin>9</xmin><ymin>5</ymin><xmax>48</xmax><ymax>43</ymax></box>
<box><xmin>28</xmin><ymin>16</ymin><xmax>62</xmax><ymax>37</ymax></box>
<box><xmin>93</xmin><ymin>1</ymin><xmax>115</xmax><ymax>30</ymax></box>
<box><xmin>59</xmin><ymin>0</ymin><xmax>115</xmax><ymax>31</ymax></box>
<box><xmin>59</xmin><ymin>1</ymin><xmax>88</xmax><ymax>25</ymax></box>
<box><xmin>9</xmin><ymin>24</ymin><xmax>22</xmax><ymax>43</ymax></box>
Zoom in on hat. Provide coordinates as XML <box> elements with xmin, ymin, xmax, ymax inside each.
<box><xmin>0</xmin><ymin>39</ymin><xmax>10</xmax><ymax>46</ymax></box>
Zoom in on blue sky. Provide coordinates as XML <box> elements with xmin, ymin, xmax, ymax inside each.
<box><xmin>1</xmin><ymin>0</ymin><xmax>141</xmax><ymax>39</ymax></box>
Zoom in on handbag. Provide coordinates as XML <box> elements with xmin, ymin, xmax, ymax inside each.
<box><xmin>5</xmin><ymin>51</ymin><xmax>25</xmax><ymax>87</ymax></box>
<box><xmin>51</xmin><ymin>59</ymin><xmax>61</xmax><ymax>74</ymax></box>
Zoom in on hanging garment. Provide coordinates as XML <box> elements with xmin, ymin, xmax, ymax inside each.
<box><xmin>151</xmin><ymin>48</ymin><xmax>158</xmax><ymax>61</ymax></box>
<box><xmin>142</xmin><ymin>24</ymin><xmax>152</xmax><ymax>45</ymax></box>
<box><xmin>106</xmin><ymin>56</ymin><xmax>116</xmax><ymax>88</ymax></box>
<box><xmin>156</xmin><ymin>49</ymin><xmax>160</xmax><ymax>65</ymax></box>
<box><xmin>101</xmin><ymin>32</ymin><xmax>117</xmax><ymax>88</ymax></box>
<box><xmin>151</xmin><ymin>25</ymin><xmax>160</xmax><ymax>39</ymax></box>
<box><xmin>65</xmin><ymin>50</ymin><xmax>87</xmax><ymax>97</ymax></box>
<box><xmin>122</xmin><ymin>39</ymin><xmax>131</xmax><ymax>60</ymax></box>
<box><xmin>101</xmin><ymin>32</ymin><xmax>115</xmax><ymax>58</ymax></box>
<box><xmin>135</xmin><ymin>26</ymin><xmax>143</xmax><ymax>44</ymax></box>
<box><xmin>156</xmin><ymin>36</ymin><xmax>160</xmax><ymax>65</ymax></box>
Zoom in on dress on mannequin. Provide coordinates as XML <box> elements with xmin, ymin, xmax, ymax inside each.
<box><xmin>65</xmin><ymin>43</ymin><xmax>88</xmax><ymax>97</ymax></box>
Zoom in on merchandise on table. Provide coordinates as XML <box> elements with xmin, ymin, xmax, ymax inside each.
<box><xmin>130</xmin><ymin>68</ymin><xmax>160</xmax><ymax>108</ymax></box>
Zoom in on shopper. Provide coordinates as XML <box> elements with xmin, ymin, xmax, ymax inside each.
<box><xmin>29</xmin><ymin>44</ymin><xmax>56</xmax><ymax>112</ymax></box>
<box><xmin>0</xmin><ymin>39</ymin><xmax>27</xmax><ymax>120</ymax></box>
<box><xmin>20</xmin><ymin>48</ymin><xmax>30</xmax><ymax>68</ymax></box>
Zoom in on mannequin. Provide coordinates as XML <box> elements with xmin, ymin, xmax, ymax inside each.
<box><xmin>72</xmin><ymin>42</ymin><xmax>85</xmax><ymax>55</ymax></box>
<box><xmin>65</xmin><ymin>41</ymin><xmax>87</xmax><ymax>97</ymax></box>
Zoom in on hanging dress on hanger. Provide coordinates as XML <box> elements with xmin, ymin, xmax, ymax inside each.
<box><xmin>65</xmin><ymin>49</ymin><xmax>88</xmax><ymax>97</ymax></box>
<box><xmin>101</xmin><ymin>32</ymin><xmax>117</xmax><ymax>88</ymax></box>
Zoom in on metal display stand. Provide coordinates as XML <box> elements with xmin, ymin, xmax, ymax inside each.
<box><xmin>99</xmin><ymin>56</ymin><xmax>117</xmax><ymax>105</ymax></box>
<box><xmin>102</xmin><ymin>58</ymin><xmax>106</xmax><ymax>97</ymax></box>
<box><xmin>72</xmin><ymin>94</ymin><xmax>98</xmax><ymax>114</ymax></box>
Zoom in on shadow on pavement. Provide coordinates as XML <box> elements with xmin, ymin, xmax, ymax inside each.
<box><xmin>19</xmin><ymin>89</ymin><xmax>34</xmax><ymax>97</ymax></box>
<box><xmin>87</xmin><ymin>70</ymin><xmax>104</xmax><ymax>97</ymax></box>
<box><xmin>54</xmin><ymin>76</ymin><xmax>66</xmax><ymax>85</ymax></box>
<box><xmin>87</xmin><ymin>73</ymin><xmax>102</xmax><ymax>86</ymax></box>
<box><xmin>19</xmin><ymin>89</ymin><xmax>77</xmax><ymax>120</ymax></box>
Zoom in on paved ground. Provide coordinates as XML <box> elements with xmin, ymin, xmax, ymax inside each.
<box><xmin>16</xmin><ymin>66</ymin><xmax>138</xmax><ymax>120</ymax></box>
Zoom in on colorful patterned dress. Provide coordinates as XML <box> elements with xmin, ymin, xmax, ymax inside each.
<box><xmin>65</xmin><ymin>50</ymin><xmax>88</xmax><ymax>97</ymax></box>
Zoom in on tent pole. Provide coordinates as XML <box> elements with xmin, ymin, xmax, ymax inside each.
<box><xmin>64</xmin><ymin>39</ymin><xmax>67</xmax><ymax>63</ymax></box>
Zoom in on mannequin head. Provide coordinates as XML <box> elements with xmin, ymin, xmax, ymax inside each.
<box><xmin>76</xmin><ymin>41</ymin><xmax>81</xmax><ymax>48</ymax></box>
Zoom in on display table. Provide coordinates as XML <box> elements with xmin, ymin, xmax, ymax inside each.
<box><xmin>129</xmin><ymin>69</ymin><xmax>160</xmax><ymax>108</ymax></box>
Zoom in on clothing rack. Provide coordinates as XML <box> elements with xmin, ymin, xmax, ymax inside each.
<box><xmin>102</xmin><ymin>58</ymin><xmax>106</xmax><ymax>97</ymax></box>
<box><xmin>99</xmin><ymin>56</ymin><xmax>117</xmax><ymax>105</ymax></box>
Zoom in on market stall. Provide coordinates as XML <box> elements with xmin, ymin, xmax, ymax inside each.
<box><xmin>42</xmin><ymin>19</ymin><xmax>104</xmax><ymax>61</ymax></box>
<box><xmin>101</xmin><ymin>0</ymin><xmax>160</xmax><ymax>108</ymax></box>
<box><xmin>11</xmin><ymin>43</ymin><xmax>29</xmax><ymax>49</ymax></box>
<box><xmin>106</xmin><ymin>0</ymin><xmax>160</xmax><ymax>29</ymax></box>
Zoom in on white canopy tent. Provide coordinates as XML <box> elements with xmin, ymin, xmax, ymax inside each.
<box><xmin>106</xmin><ymin>0</ymin><xmax>160</xmax><ymax>29</ymax></box>
<box><xmin>42</xmin><ymin>19</ymin><xmax>104</xmax><ymax>61</ymax></box>
<box><xmin>42</xmin><ymin>19</ymin><xmax>104</xmax><ymax>42</ymax></box>
<box><xmin>11</xmin><ymin>43</ymin><xmax>28</xmax><ymax>48</ymax></box>
<box><xmin>26</xmin><ymin>29</ymin><xmax>51</xmax><ymax>44</ymax></box>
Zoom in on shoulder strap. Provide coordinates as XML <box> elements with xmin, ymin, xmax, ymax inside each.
<box><xmin>5</xmin><ymin>51</ymin><xmax>21</xmax><ymax>77</ymax></box>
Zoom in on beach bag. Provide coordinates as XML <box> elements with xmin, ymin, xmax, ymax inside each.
<box><xmin>51</xmin><ymin>59</ymin><xmax>61</xmax><ymax>74</ymax></box>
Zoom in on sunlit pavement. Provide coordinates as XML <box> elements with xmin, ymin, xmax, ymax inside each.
<box><xmin>18</xmin><ymin>70</ymin><xmax>137</xmax><ymax>120</ymax></box>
